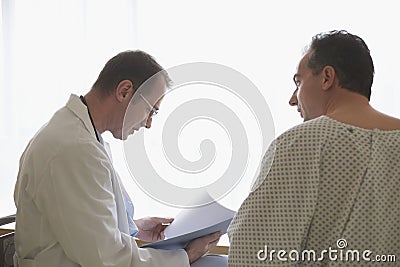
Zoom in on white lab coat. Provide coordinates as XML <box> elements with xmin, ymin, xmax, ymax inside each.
<box><xmin>13</xmin><ymin>94</ymin><xmax>189</xmax><ymax>267</ymax></box>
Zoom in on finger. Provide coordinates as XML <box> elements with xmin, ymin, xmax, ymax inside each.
<box><xmin>208</xmin><ymin>237</ymin><xmax>220</xmax><ymax>248</ymax></box>
<box><xmin>155</xmin><ymin>223</ymin><xmax>168</xmax><ymax>241</ymax></box>
<box><xmin>160</xmin><ymin>230</ymin><xmax>165</xmax><ymax>240</ymax></box>
<box><xmin>208</xmin><ymin>231</ymin><xmax>222</xmax><ymax>242</ymax></box>
<box><xmin>195</xmin><ymin>231</ymin><xmax>221</xmax><ymax>244</ymax></box>
<box><xmin>154</xmin><ymin>217</ymin><xmax>174</xmax><ymax>225</ymax></box>
<box><xmin>159</xmin><ymin>224</ymin><xmax>170</xmax><ymax>232</ymax></box>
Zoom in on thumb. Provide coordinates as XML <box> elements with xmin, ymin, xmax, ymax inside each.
<box><xmin>206</xmin><ymin>231</ymin><xmax>223</xmax><ymax>242</ymax></box>
<box><xmin>152</xmin><ymin>217</ymin><xmax>174</xmax><ymax>224</ymax></box>
<box><xmin>162</xmin><ymin>217</ymin><xmax>174</xmax><ymax>224</ymax></box>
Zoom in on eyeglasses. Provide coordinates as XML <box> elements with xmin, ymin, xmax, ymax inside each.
<box><xmin>139</xmin><ymin>93</ymin><xmax>158</xmax><ymax>118</ymax></box>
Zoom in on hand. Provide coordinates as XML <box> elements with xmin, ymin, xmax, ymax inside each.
<box><xmin>184</xmin><ymin>231</ymin><xmax>222</xmax><ymax>264</ymax></box>
<box><xmin>134</xmin><ymin>217</ymin><xmax>174</xmax><ymax>242</ymax></box>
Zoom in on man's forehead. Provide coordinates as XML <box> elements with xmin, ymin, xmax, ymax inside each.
<box><xmin>294</xmin><ymin>52</ymin><xmax>310</xmax><ymax>74</ymax></box>
<box><xmin>140</xmin><ymin>76</ymin><xmax>166</xmax><ymax>95</ymax></box>
<box><xmin>145</xmin><ymin>80</ymin><xmax>167</xmax><ymax>109</ymax></box>
<box><xmin>300</xmin><ymin>52</ymin><xmax>310</xmax><ymax>67</ymax></box>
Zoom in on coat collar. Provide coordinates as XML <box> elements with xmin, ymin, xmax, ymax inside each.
<box><xmin>65</xmin><ymin>94</ymin><xmax>98</xmax><ymax>141</ymax></box>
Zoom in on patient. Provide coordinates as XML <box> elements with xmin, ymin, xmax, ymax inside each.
<box><xmin>228</xmin><ymin>30</ymin><xmax>400</xmax><ymax>266</ymax></box>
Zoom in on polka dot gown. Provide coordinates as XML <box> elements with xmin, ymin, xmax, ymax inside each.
<box><xmin>228</xmin><ymin>116</ymin><xmax>400</xmax><ymax>266</ymax></box>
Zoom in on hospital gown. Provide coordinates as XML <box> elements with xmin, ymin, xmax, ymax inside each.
<box><xmin>228</xmin><ymin>116</ymin><xmax>400</xmax><ymax>266</ymax></box>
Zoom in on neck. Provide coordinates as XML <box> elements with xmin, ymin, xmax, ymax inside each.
<box><xmin>324</xmin><ymin>88</ymin><xmax>377</xmax><ymax>127</ymax></box>
<box><xmin>83</xmin><ymin>90</ymin><xmax>109</xmax><ymax>134</ymax></box>
<box><xmin>324</xmin><ymin>88</ymin><xmax>371</xmax><ymax>118</ymax></box>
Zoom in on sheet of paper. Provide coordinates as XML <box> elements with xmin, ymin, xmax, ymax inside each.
<box><xmin>164</xmin><ymin>200</ymin><xmax>236</xmax><ymax>239</ymax></box>
<box><xmin>141</xmin><ymin>218</ymin><xmax>232</xmax><ymax>250</ymax></box>
<box><xmin>141</xmin><ymin>197</ymin><xmax>236</xmax><ymax>250</ymax></box>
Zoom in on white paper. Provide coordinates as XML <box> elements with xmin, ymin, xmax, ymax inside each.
<box><xmin>164</xmin><ymin>200</ymin><xmax>236</xmax><ymax>239</ymax></box>
<box><xmin>141</xmin><ymin>197</ymin><xmax>236</xmax><ymax>250</ymax></box>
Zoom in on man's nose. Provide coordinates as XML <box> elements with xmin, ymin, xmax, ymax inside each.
<box><xmin>144</xmin><ymin>117</ymin><xmax>152</xmax><ymax>129</ymax></box>
<box><xmin>289</xmin><ymin>88</ymin><xmax>298</xmax><ymax>106</ymax></box>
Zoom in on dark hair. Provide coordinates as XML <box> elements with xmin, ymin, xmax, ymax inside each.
<box><xmin>92</xmin><ymin>50</ymin><xmax>172</xmax><ymax>96</ymax></box>
<box><xmin>306</xmin><ymin>30</ymin><xmax>374</xmax><ymax>100</ymax></box>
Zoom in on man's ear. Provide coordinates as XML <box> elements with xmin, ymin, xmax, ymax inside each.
<box><xmin>115</xmin><ymin>80</ymin><xmax>134</xmax><ymax>102</ymax></box>
<box><xmin>321</xmin><ymin>65</ymin><xmax>336</xmax><ymax>91</ymax></box>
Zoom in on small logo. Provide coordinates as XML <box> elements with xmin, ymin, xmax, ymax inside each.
<box><xmin>336</xmin><ymin>239</ymin><xmax>348</xmax><ymax>249</ymax></box>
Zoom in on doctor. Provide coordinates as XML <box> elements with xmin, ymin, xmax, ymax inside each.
<box><xmin>13</xmin><ymin>50</ymin><xmax>222</xmax><ymax>267</ymax></box>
